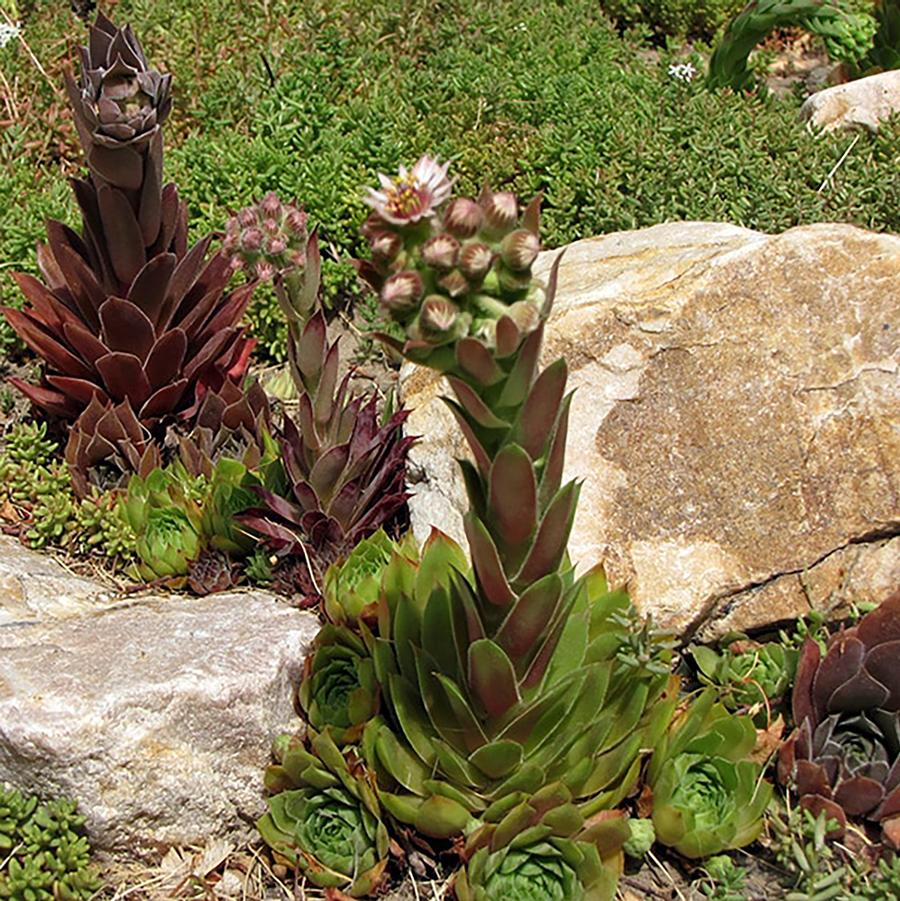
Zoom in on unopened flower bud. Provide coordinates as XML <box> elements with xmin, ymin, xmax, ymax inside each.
<box><xmin>422</xmin><ymin>233</ymin><xmax>460</xmax><ymax>270</ymax></box>
<box><xmin>482</xmin><ymin>191</ymin><xmax>518</xmax><ymax>237</ymax></box>
<box><xmin>268</xmin><ymin>238</ymin><xmax>287</xmax><ymax>255</ymax></box>
<box><xmin>459</xmin><ymin>242</ymin><xmax>493</xmax><ymax>280</ymax></box>
<box><xmin>263</xmin><ymin>218</ymin><xmax>280</xmax><ymax>234</ymax></box>
<box><xmin>371</xmin><ymin>231</ymin><xmax>402</xmax><ymax>262</ymax></box>
<box><xmin>500</xmin><ymin>229</ymin><xmax>540</xmax><ymax>272</ymax></box>
<box><xmin>228</xmin><ymin>256</ymin><xmax>244</xmax><ymax>272</ymax></box>
<box><xmin>438</xmin><ymin>269</ymin><xmax>469</xmax><ymax>298</ymax></box>
<box><xmin>419</xmin><ymin>295</ymin><xmax>459</xmax><ymax>338</ymax></box>
<box><xmin>241</xmin><ymin>227</ymin><xmax>263</xmax><ymax>252</ymax></box>
<box><xmin>497</xmin><ymin>266</ymin><xmax>533</xmax><ymax>294</ymax></box>
<box><xmin>237</xmin><ymin>208</ymin><xmax>256</xmax><ymax>227</ymax></box>
<box><xmin>443</xmin><ymin>198</ymin><xmax>483</xmax><ymax>238</ymax></box>
<box><xmin>286</xmin><ymin>208</ymin><xmax>307</xmax><ymax>235</ymax></box>
<box><xmin>381</xmin><ymin>270</ymin><xmax>424</xmax><ymax>315</ymax></box>
<box><xmin>222</xmin><ymin>234</ymin><xmax>237</xmax><ymax>253</ymax></box>
<box><xmin>255</xmin><ymin>260</ymin><xmax>276</xmax><ymax>281</ymax></box>
<box><xmin>261</xmin><ymin>192</ymin><xmax>282</xmax><ymax>216</ymax></box>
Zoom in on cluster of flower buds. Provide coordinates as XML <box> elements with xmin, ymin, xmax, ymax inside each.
<box><xmin>359</xmin><ymin>156</ymin><xmax>545</xmax><ymax>351</ymax></box>
<box><xmin>223</xmin><ymin>192</ymin><xmax>309</xmax><ymax>281</ymax></box>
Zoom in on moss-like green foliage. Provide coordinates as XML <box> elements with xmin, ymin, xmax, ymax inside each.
<box><xmin>0</xmin><ymin>786</ymin><xmax>102</xmax><ymax>901</ymax></box>
<box><xmin>0</xmin><ymin>423</ymin><xmax>74</xmax><ymax>550</ymax></box>
<box><xmin>603</xmin><ymin>0</ymin><xmax>744</xmax><ymax>39</ymax></box>
<box><xmin>0</xmin><ymin>423</ymin><xmax>137</xmax><ymax>562</ymax></box>
<box><xmin>71</xmin><ymin>490</ymin><xmax>138</xmax><ymax>562</ymax></box>
<box><xmin>3</xmin><ymin>0</ymin><xmax>897</xmax><ymax>363</ymax></box>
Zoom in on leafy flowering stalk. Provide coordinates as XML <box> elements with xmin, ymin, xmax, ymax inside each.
<box><xmin>224</xmin><ymin>193</ymin><xmax>318</xmax><ymax>396</ymax></box>
<box><xmin>356</xmin><ymin>156</ymin><xmax>545</xmax><ymax>370</ymax></box>
<box><xmin>777</xmin><ymin>588</ymin><xmax>900</xmax><ymax>844</ymax></box>
<box><xmin>258</xmin><ymin>730</ymin><xmax>389</xmax><ymax>897</ymax></box>
<box><xmin>356</xmin><ymin>164</ymin><xmax>674</xmax><ymax>861</ymax></box>
<box><xmin>647</xmin><ymin>689</ymin><xmax>772</xmax><ymax>858</ymax></box>
<box><xmin>2</xmin><ymin>12</ymin><xmax>256</xmax><ymax>488</ymax></box>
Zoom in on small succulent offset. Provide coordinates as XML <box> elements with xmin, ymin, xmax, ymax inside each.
<box><xmin>121</xmin><ymin>466</ymin><xmax>204</xmax><ymax>583</ymax></box>
<box><xmin>1</xmin><ymin>12</ymin><xmax>256</xmax><ymax>490</ymax></box>
<box><xmin>258</xmin><ymin>731</ymin><xmax>390</xmax><ymax>897</ymax></box>
<box><xmin>0</xmin><ymin>787</ymin><xmax>101</xmax><ymax>901</ymax></box>
<box><xmin>777</xmin><ymin>588</ymin><xmax>900</xmax><ymax>846</ymax></box>
<box><xmin>322</xmin><ymin>529</ymin><xmax>418</xmax><ymax>628</ymax></box>
<box><xmin>298</xmin><ymin>624</ymin><xmax>381</xmax><ymax>745</ymax></box>
<box><xmin>356</xmin><ymin>155</ymin><xmax>546</xmax><ymax>369</ymax></box>
<box><xmin>454</xmin><ymin>786</ymin><xmax>630</xmax><ymax>901</ymax></box>
<box><xmin>691</xmin><ymin>634</ymin><xmax>798</xmax><ymax>724</ymax></box>
<box><xmin>647</xmin><ymin>689</ymin><xmax>772</xmax><ymax>858</ymax></box>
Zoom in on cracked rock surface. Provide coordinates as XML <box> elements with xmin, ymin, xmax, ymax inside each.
<box><xmin>402</xmin><ymin>222</ymin><xmax>900</xmax><ymax>638</ymax></box>
<box><xmin>0</xmin><ymin>537</ymin><xmax>318</xmax><ymax>854</ymax></box>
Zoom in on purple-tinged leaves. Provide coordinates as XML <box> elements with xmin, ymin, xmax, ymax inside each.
<box><xmin>515</xmin><ymin>481</ymin><xmax>580</xmax><ymax>586</ymax></box>
<box><xmin>488</xmin><ymin>445</ymin><xmax>536</xmax><ymax>551</ymax></box>
<box><xmin>468</xmin><ymin>640</ymin><xmax>520</xmax><ymax>719</ymax></box>
<box><xmin>514</xmin><ymin>358</ymin><xmax>567</xmax><ymax>460</ymax></box>
<box><xmin>464</xmin><ymin>514</ymin><xmax>516</xmax><ymax>608</ymax></box>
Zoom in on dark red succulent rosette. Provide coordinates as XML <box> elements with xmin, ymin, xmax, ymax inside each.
<box><xmin>778</xmin><ymin>589</ymin><xmax>900</xmax><ymax>843</ymax></box>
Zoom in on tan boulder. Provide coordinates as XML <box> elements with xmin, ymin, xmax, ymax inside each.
<box><xmin>403</xmin><ymin>222</ymin><xmax>900</xmax><ymax>638</ymax></box>
<box><xmin>800</xmin><ymin>70</ymin><xmax>900</xmax><ymax>133</ymax></box>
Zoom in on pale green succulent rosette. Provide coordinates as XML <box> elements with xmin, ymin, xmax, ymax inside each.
<box><xmin>323</xmin><ymin>528</ymin><xmax>418</xmax><ymax>628</ymax></box>
<box><xmin>298</xmin><ymin>624</ymin><xmax>381</xmax><ymax>745</ymax></box>
<box><xmin>258</xmin><ymin>730</ymin><xmax>389</xmax><ymax>897</ymax></box>
<box><xmin>647</xmin><ymin>689</ymin><xmax>772</xmax><ymax>858</ymax></box>
<box><xmin>121</xmin><ymin>466</ymin><xmax>204</xmax><ymax>581</ymax></box>
<box><xmin>454</xmin><ymin>782</ymin><xmax>629</xmax><ymax>901</ymax></box>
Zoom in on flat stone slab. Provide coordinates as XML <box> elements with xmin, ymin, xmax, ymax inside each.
<box><xmin>403</xmin><ymin>222</ymin><xmax>900</xmax><ymax>637</ymax></box>
<box><xmin>0</xmin><ymin>565</ymin><xmax>318</xmax><ymax>854</ymax></box>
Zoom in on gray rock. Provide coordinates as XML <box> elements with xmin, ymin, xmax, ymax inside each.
<box><xmin>0</xmin><ymin>569</ymin><xmax>318</xmax><ymax>855</ymax></box>
<box><xmin>0</xmin><ymin>535</ymin><xmax>115</xmax><ymax>625</ymax></box>
<box><xmin>800</xmin><ymin>70</ymin><xmax>900</xmax><ymax>133</ymax></box>
<box><xmin>403</xmin><ymin>222</ymin><xmax>900</xmax><ymax>638</ymax></box>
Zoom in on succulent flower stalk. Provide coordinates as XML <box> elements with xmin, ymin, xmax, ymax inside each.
<box><xmin>2</xmin><ymin>12</ymin><xmax>257</xmax><ymax>488</ymax></box>
<box><xmin>353</xmin><ymin>166</ymin><xmax>675</xmax><ymax>866</ymax></box>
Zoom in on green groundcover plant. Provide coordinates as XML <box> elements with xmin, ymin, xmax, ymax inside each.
<box><xmin>0</xmin><ymin>787</ymin><xmax>101</xmax><ymax>901</ymax></box>
<box><xmin>2</xmin><ymin>0</ymin><xmax>897</xmax><ymax>362</ymax></box>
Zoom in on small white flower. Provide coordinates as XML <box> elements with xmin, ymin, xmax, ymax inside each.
<box><xmin>668</xmin><ymin>62</ymin><xmax>697</xmax><ymax>83</ymax></box>
<box><xmin>0</xmin><ymin>21</ymin><xmax>21</xmax><ymax>49</ymax></box>
<box><xmin>514</xmin><ymin>22</ymin><xmax>528</xmax><ymax>32</ymax></box>
<box><xmin>364</xmin><ymin>156</ymin><xmax>453</xmax><ymax>226</ymax></box>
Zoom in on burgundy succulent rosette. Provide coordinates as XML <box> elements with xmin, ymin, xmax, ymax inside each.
<box><xmin>778</xmin><ymin>589</ymin><xmax>900</xmax><ymax>844</ymax></box>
